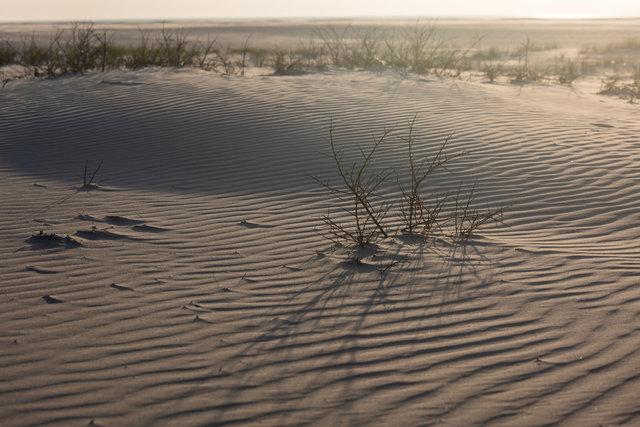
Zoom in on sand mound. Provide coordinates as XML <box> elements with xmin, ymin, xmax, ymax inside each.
<box><xmin>1</xmin><ymin>68</ymin><xmax>639</xmax><ymax>425</ymax></box>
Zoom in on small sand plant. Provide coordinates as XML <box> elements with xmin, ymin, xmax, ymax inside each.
<box><xmin>510</xmin><ymin>37</ymin><xmax>532</xmax><ymax>83</ymax></box>
<box><xmin>271</xmin><ymin>48</ymin><xmax>301</xmax><ymax>74</ymax></box>
<box><xmin>314</xmin><ymin>123</ymin><xmax>392</xmax><ymax>247</ymax></box>
<box><xmin>397</xmin><ymin>117</ymin><xmax>505</xmax><ymax>240</ymax></box>
<box><xmin>193</xmin><ymin>35</ymin><xmax>218</xmax><ymax>70</ymax></box>
<box><xmin>128</xmin><ymin>28</ymin><xmax>159</xmax><ymax>69</ymax></box>
<box><xmin>397</xmin><ymin>115</ymin><xmax>464</xmax><ymax>237</ymax></box>
<box><xmin>316</xmin><ymin>25</ymin><xmax>350</xmax><ymax>67</ymax></box>
<box><xmin>0</xmin><ymin>71</ymin><xmax>9</xmax><ymax>88</ymax></box>
<box><xmin>482</xmin><ymin>59</ymin><xmax>503</xmax><ymax>83</ymax></box>
<box><xmin>58</xmin><ymin>22</ymin><xmax>99</xmax><ymax>74</ymax></box>
<box><xmin>0</xmin><ymin>39</ymin><xmax>17</xmax><ymax>66</ymax></box>
<box><xmin>216</xmin><ymin>44</ymin><xmax>238</xmax><ymax>75</ymax></box>
<box><xmin>452</xmin><ymin>182</ymin><xmax>505</xmax><ymax>240</ymax></box>
<box><xmin>316</xmin><ymin>118</ymin><xmax>506</xmax><ymax>247</ymax></box>
<box><xmin>158</xmin><ymin>24</ymin><xmax>191</xmax><ymax>67</ymax></box>
<box><xmin>556</xmin><ymin>58</ymin><xmax>581</xmax><ymax>84</ymax></box>
<box><xmin>599</xmin><ymin>75</ymin><xmax>640</xmax><ymax>103</ymax></box>
<box><xmin>238</xmin><ymin>34</ymin><xmax>253</xmax><ymax>76</ymax></box>
<box><xmin>81</xmin><ymin>160</ymin><xmax>103</xmax><ymax>190</ymax></box>
<box><xmin>94</xmin><ymin>30</ymin><xmax>116</xmax><ymax>72</ymax></box>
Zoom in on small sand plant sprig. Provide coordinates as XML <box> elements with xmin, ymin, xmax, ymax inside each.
<box><xmin>482</xmin><ymin>59</ymin><xmax>503</xmax><ymax>83</ymax></box>
<box><xmin>452</xmin><ymin>181</ymin><xmax>505</xmax><ymax>240</ymax></box>
<box><xmin>239</xmin><ymin>34</ymin><xmax>253</xmax><ymax>76</ymax></box>
<box><xmin>0</xmin><ymin>71</ymin><xmax>9</xmax><ymax>88</ymax></box>
<box><xmin>81</xmin><ymin>160</ymin><xmax>103</xmax><ymax>190</ymax></box>
<box><xmin>316</xmin><ymin>25</ymin><xmax>350</xmax><ymax>67</ymax></box>
<box><xmin>216</xmin><ymin>44</ymin><xmax>238</xmax><ymax>75</ymax></box>
<box><xmin>94</xmin><ymin>30</ymin><xmax>116</xmax><ymax>72</ymax></box>
<box><xmin>510</xmin><ymin>37</ymin><xmax>532</xmax><ymax>83</ymax></box>
<box><xmin>599</xmin><ymin>75</ymin><xmax>640</xmax><ymax>103</ymax></box>
<box><xmin>314</xmin><ymin>122</ymin><xmax>392</xmax><ymax>247</ymax></box>
<box><xmin>271</xmin><ymin>48</ymin><xmax>301</xmax><ymax>74</ymax></box>
<box><xmin>158</xmin><ymin>24</ymin><xmax>191</xmax><ymax>67</ymax></box>
<box><xmin>556</xmin><ymin>58</ymin><xmax>581</xmax><ymax>84</ymax></box>
<box><xmin>194</xmin><ymin>35</ymin><xmax>218</xmax><ymax>70</ymax></box>
<box><xmin>398</xmin><ymin>115</ymin><xmax>464</xmax><ymax>237</ymax></box>
<box><xmin>58</xmin><ymin>22</ymin><xmax>99</xmax><ymax>74</ymax></box>
<box><xmin>128</xmin><ymin>28</ymin><xmax>159</xmax><ymax>69</ymax></box>
<box><xmin>0</xmin><ymin>39</ymin><xmax>18</xmax><ymax>67</ymax></box>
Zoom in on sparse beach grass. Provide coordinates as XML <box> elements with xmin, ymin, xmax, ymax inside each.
<box><xmin>315</xmin><ymin>116</ymin><xmax>506</xmax><ymax>247</ymax></box>
<box><xmin>314</xmin><ymin>124</ymin><xmax>392</xmax><ymax>247</ymax></box>
<box><xmin>1</xmin><ymin>19</ymin><xmax>639</xmax><ymax>100</ymax></box>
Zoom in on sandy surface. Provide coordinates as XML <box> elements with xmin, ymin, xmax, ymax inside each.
<box><xmin>1</xmin><ymin>20</ymin><xmax>640</xmax><ymax>427</ymax></box>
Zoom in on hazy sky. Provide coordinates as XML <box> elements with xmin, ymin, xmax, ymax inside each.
<box><xmin>2</xmin><ymin>0</ymin><xmax>640</xmax><ymax>22</ymax></box>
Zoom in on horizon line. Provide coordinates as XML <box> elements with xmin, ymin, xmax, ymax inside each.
<box><xmin>2</xmin><ymin>14</ymin><xmax>640</xmax><ymax>24</ymax></box>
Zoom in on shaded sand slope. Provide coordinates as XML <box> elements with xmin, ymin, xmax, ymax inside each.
<box><xmin>1</xmin><ymin>69</ymin><xmax>639</xmax><ymax>425</ymax></box>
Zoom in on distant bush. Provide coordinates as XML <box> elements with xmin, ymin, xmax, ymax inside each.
<box><xmin>0</xmin><ymin>40</ymin><xmax>18</xmax><ymax>66</ymax></box>
<box><xmin>556</xmin><ymin>58</ymin><xmax>581</xmax><ymax>84</ymax></box>
<box><xmin>599</xmin><ymin>75</ymin><xmax>640</xmax><ymax>103</ymax></box>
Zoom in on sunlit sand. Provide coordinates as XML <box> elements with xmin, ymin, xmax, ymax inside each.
<box><xmin>1</xmin><ymin>18</ymin><xmax>639</xmax><ymax>426</ymax></box>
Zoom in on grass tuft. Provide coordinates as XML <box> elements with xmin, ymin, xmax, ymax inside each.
<box><xmin>397</xmin><ymin>115</ymin><xmax>463</xmax><ymax>237</ymax></box>
<box><xmin>81</xmin><ymin>160</ymin><xmax>103</xmax><ymax>190</ymax></box>
<box><xmin>314</xmin><ymin>122</ymin><xmax>392</xmax><ymax>247</ymax></box>
<box><xmin>315</xmin><ymin>117</ymin><xmax>506</xmax><ymax>247</ymax></box>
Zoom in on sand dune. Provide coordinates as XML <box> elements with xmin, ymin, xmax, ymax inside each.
<box><xmin>1</xmin><ymin>66</ymin><xmax>639</xmax><ymax>425</ymax></box>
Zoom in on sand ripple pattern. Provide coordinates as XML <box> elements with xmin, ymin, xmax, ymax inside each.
<box><xmin>1</xmin><ymin>69</ymin><xmax>639</xmax><ymax>425</ymax></box>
